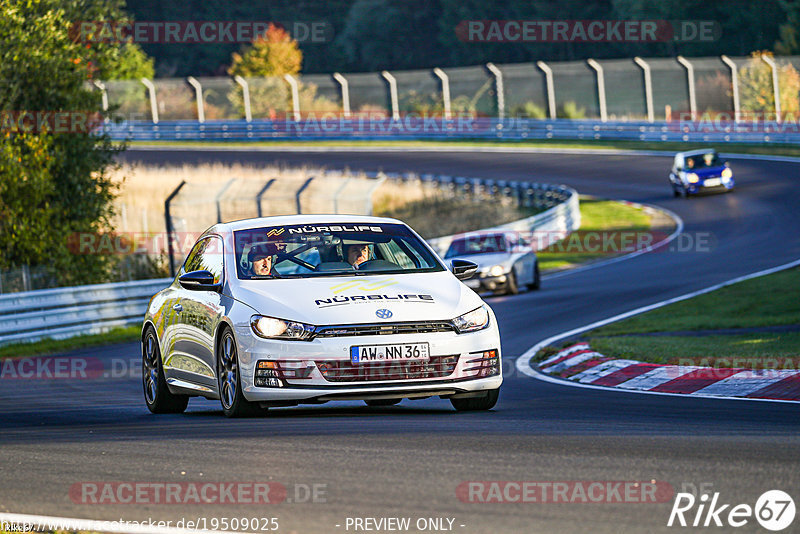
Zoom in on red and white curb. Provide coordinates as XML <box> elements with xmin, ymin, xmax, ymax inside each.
<box><xmin>517</xmin><ymin>258</ymin><xmax>800</xmax><ymax>403</ymax></box>
<box><xmin>539</xmin><ymin>343</ymin><xmax>800</xmax><ymax>401</ymax></box>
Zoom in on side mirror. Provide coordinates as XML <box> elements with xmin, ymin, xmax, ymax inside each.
<box><xmin>451</xmin><ymin>259</ymin><xmax>478</xmax><ymax>281</ymax></box>
<box><xmin>179</xmin><ymin>270</ymin><xmax>221</xmax><ymax>292</ymax></box>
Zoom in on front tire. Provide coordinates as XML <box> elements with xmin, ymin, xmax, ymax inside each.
<box><xmin>217</xmin><ymin>327</ymin><xmax>263</xmax><ymax>418</ymax></box>
<box><xmin>142</xmin><ymin>326</ymin><xmax>189</xmax><ymax>414</ymax></box>
<box><xmin>504</xmin><ymin>270</ymin><xmax>519</xmax><ymax>295</ymax></box>
<box><xmin>450</xmin><ymin>388</ymin><xmax>499</xmax><ymax>412</ymax></box>
<box><xmin>527</xmin><ymin>262</ymin><xmax>541</xmax><ymax>291</ymax></box>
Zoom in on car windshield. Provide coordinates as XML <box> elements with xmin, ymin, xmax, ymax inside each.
<box><xmin>685</xmin><ymin>152</ymin><xmax>721</xmax><ymax>169</ymax></box>
<box><xmin>234</xmin><ymin>223</ymin><xmax>444</xmax><ymax>279</ymax></box>
<box><xmin>445</xmin><ymin>234</ymin><xmax>507</xmax><ymax>258</ymax></box>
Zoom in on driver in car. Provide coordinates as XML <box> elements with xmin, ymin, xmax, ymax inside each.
<box><xmin>345</xmin><ymin>243</ymin><xmax>370</xmax><ymax>269</ymax></box>
<box><xmin>248</xmin><ymin>243</ymin><xmax>279</xmax><ymax>276</ymax></box>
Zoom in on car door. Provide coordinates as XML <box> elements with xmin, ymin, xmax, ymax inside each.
<box><xmin>164</xmin><ymin>236</ymin><xmax>225</xmax><ymax>391</ymax></box>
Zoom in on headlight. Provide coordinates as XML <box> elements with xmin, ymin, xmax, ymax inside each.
<box><xmin>489</xmin><ymin>265</ymin><xmax>505</xmax><ymax>277</ymax></box>
<box><xmin>250</xmin><ymin>315</ymin><xmax>315</xmax><ymax>341</ymax></box>
<box><xmin>721</xmin><ymin>168</ymin><xmax>733</xmax><ymax>179</ymax></box>
<box><xmin>452</xmin><ymin>305</ymin><xmax>490</xmax><ymax>334</ymax></box>
<box><xmin>686</xmin><ymin>173</ymin><xmax>699</xmax><ymax>184</ymax></box>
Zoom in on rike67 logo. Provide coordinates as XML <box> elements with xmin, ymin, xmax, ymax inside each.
<box><xmin>668</xmin><ymin>489</ymin><xmax>795</xmax><ymax>531</ymax></box>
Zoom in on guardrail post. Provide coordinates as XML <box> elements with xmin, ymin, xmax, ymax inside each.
<box><xmin>164</xmin><ymin>180</ymin><xmax>186</xmax><ymax>277</ymax></box>
<box><xmin>295</xmin><ymin>176</ymin><xmax>314</xmax><ymax>214</ymax></box>
<box><xmin>333</xmin><ymin>72</ymin><xmax>351</xmax><ymax>119</ymax></box>
<box><xmin>720</xmin><ymin>55</ymin><xmax>740</xmax><ymax>123</ymax></box>
<box><xmin>381</xmin><ymin>71</ymin><xmax>400</xmax><ymax>121</ymax></box>
<box><xmin>186</xmin><ymin>76</ymin><xmax>205</xmax><ymax>123</ymax></box>
<box><xmin>676</xmin><ymin>56</ymin><xmax>697</xmax><ymax>121</ymax></box>
<box><xmin>761</xmin><ymin>54</ymin><xmax>781</xmax><ymax>123</ymax></box>
<box><xmin>215</xmin><ymin>178</ymin><xmax>236</xmax><ymax>223</ymax></box>
<box><xmin>256</xmin><ymin>178</ymin><xmax>276</xmax><ymax>217</ymax></box>
<box><xmin>586</xmin><ymin>59</ymin><xmax>607</xmax><ymax>122</ymax></box>
<box><xmin>536</xmin><ymin>61</ymin><xmax>556</xmax><ymax>119</ymax></box>
<box><xmin>486</xmin><ymin>63</ymin><xmax>505</xmax><ymax>120</ymax></box>
<box><xmin>233</xmin><ymin>75</ymin><xmax>252</xmax><ymax>122</ymax></box>
<box><xmin>332</xmin><ymin>174</ymin><xmax>353</xmax><ymax>214</ymax></box>
<box><xmin>633</xmin><ymin>57</ymin><xmax>654</xmax><ymax>122</ymax></box>
<box><xmin>432</xmin><ymin>67</ymin><xmax>451</xmax><ymax>120</ymax></box>
<box><xmin>141</xmin><ymin>78</ymin><xmax>159</xmax><ymax>124</ymax></box>
<box><xmin>284</xmin><ymin>74</ymin><xmax>301</xmax><ymax>121</ymax></box>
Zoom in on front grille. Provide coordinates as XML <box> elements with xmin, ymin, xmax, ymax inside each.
<box><xmin>314</xmin><ymin>321</ymin><xmax>455</xmax><ymax>338</ymax></box>
<box><xmin>316</xmin><ymin>355</ymin><xmax>459</xmax><ymax>382</ymax></box>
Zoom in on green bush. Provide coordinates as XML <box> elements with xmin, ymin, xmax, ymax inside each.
<box><xmin>558</xmin><ymin>101</ymin><xmax>586</xmax><ymax>119</ymax></box>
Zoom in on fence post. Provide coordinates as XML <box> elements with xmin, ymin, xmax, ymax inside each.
<box><xmin>93</xmin><ymin>80</ymin><xmax>109</xmax><ymax>119</ymax></box>
<box><xmin>366</xmin><ymin>174</ymin><xmax>387</xmax><ymax>215</ymax></box>
<box><xmin>186</xmin><ymin>77</ymin><xmax>205</xmax><ymax>123</ymax></box>
<box><xmin>381</xmin><ymin>71</ymin><xmax>400</xmax><ymax>120</ymax></box>
<box><xmin>432</xmin><ymin>67</ymin><xmax>451</xmax><ymax>120</ymax></box>
<box><xmin>536</xmin><ymin>61</ymin><xmax>556</xmax><ymax>119</ymax></box>
<box><xmin>233</xmin><ymin>75</ymin><xmax>252</xmax><ymax>122</ymax></box>
<box><xmin>256</xmin><ymin>178</ymin><xmax>276</xmax><ymax>217</ymax></box>
<box><xmin>164</xmin><ymin>180</ymin><xmax>186</xmax><ymax>277</ymax></box>
<box><xmin>586</xmin><ymin>59</ymin><xmax>607</xmax><ymax>122</ymax></box>
<box><xmin>332</xmin><ymin>174</ymin><xmax>353</xmax><ymax>214</ymax></box>
<box><xmin>141</xmin><ymin>78</ymin><xmax>159</xmax><ymax>124</ymax></box>
<box><xmin>761</xmin><ymin>54</ymin><xmax>781</xmax><ymax>123</ymax></box>
<box><xmin>633</xmin><ymin>57</ymin><xmax>654</xmax><ymax>122</ymax></box>
<box><xmin>215</xmin><ymin>179</ymin><xmax>236</xmax><ymax>223</ymax></box>
<box><xmin>295</xmin><ymin>177</ymin><xmax>315</xmax><ymax>214</ymax></box>
<box><xmin>486</xmin><ymin>63</ymin><xmax>505</xmax><ymax>119</ymax></box>
<box><xmin>333</xmin><ymin>72</ymin><xmax>351</xmax><ymax>119</ymax></box>
<box><xmin>676</xmin><ymin>56</ymin><xmax>697</xmax><ymax>121</ymax></box>
<box><xmin>720</xmin><ymin>55</ymin><xmax>740</xmax><ymax>123</ymax></box>
<box><xmin>284</xmin><ymin>74</ymin><xmax>301</xmax><ymax>121</ymax></box>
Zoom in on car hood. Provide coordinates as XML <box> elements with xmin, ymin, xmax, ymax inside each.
<box><xmin>232</xmin><ymin>271</ymin><xmax>484</xmax><ymax>325</ymax></box>
<box><xmin>449</xmin><ymin>252</ymin><xmax>513</xmax><ymax>271</ymax></box>
<box><xmin>687</xmin><ymin>165</ymin><xmax>727</xmax><ymax>177</ymax></box>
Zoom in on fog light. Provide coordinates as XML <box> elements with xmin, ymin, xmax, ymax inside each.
<box><xmin>254</xmin><ymin>377</ymin><xmax>283</xmax><ymax>388</ymax></box>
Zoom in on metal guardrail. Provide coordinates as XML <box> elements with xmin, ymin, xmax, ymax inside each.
<box><xmin>0</xmin><ymin>278</ymin><xmax>171</xmax><ymax>345</ymax></box>
<box><xmin>0</xmin><ymin>174</ymin><xmax>580</xmax><ymax>347</ymax></box>
<box><xmin>105</xmin><ymin>118</ymin><xmax>800</xmax><ymax>144</ymax></box>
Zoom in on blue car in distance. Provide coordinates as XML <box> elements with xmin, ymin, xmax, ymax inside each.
<box><xmin>669</xmin><ymin>149</ymin><xmax>735</xmax><ymax>197</ymax></box>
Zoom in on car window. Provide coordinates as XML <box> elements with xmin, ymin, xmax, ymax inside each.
<box><xmin>182</xmin><ymin>236</ymin><xmax>224</xmax><ymax>284</ymax></box>
<box><xmin>234</xmin><ymin>223</ymin><xmax>444</xmax><ymax>279</ymax></box>
<box><xmin>445</xmin><ymin>234</ymin><xmax>507</xmax><ymax>258</ymax></box>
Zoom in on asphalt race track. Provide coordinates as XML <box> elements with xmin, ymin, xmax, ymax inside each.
<box><xmin>1</xmin><ymin>148</ymin><xmax>799</xmax><ymax>533</ymax></box>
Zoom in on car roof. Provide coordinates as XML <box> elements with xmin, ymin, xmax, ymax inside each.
<box><xmin>207</xmin><ymin>214</ymin><xmax>406</xmax><ymax>234</ymax></box>
<box><xmin>676</xmin><ymin>148</ymin><xmax>717</xmax><ymax>157</ymax></box>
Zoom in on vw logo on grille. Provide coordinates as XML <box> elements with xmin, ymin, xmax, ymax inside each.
<box><xmin>375</xmin><ymin>309</ymin><xmax>393</xmax><ymax>319</ymax></box>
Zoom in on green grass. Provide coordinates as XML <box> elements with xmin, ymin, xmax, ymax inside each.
<box><xmin>574</xmin><ymin>267</ymin><xmax>800</xmax><ymax>367</ymax></box>
<box><xmin>537</xmin><ymin>197</ymin><xmax>654</xmax><ymax>271</ymax></box>
<box><xmin>0</xmin><ymin>325</ymin><xmax>140</xmax><ymax>360</ymax></box>
<box><xmin>129</xmin><ymin>138</ymin><xmax>800</xmax><ymax>157</ymax></box>
<box><xmin>592</xmin><ymin>267</ymin><xmax>800</xmax><ymax>335</ymax></box>
<box><xmin>590</xmin><ymin>333</ymin><xmax>800</xmax><ymax>366</ymax></box>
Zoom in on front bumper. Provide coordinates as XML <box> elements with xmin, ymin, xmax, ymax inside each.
<box><xmin>234</xmin><ymin>323</ymin><xmax>502</xmax><ymax>404</ymax></box>
<box><xmin>686</xmin><ymin>177</ymin><xmax>735</xmax><ymax>194</ymax></box>
<box><xmin>464</xmin><ymin>274</ymin><xmax>508</xmax><ymax>293</ymax></box>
